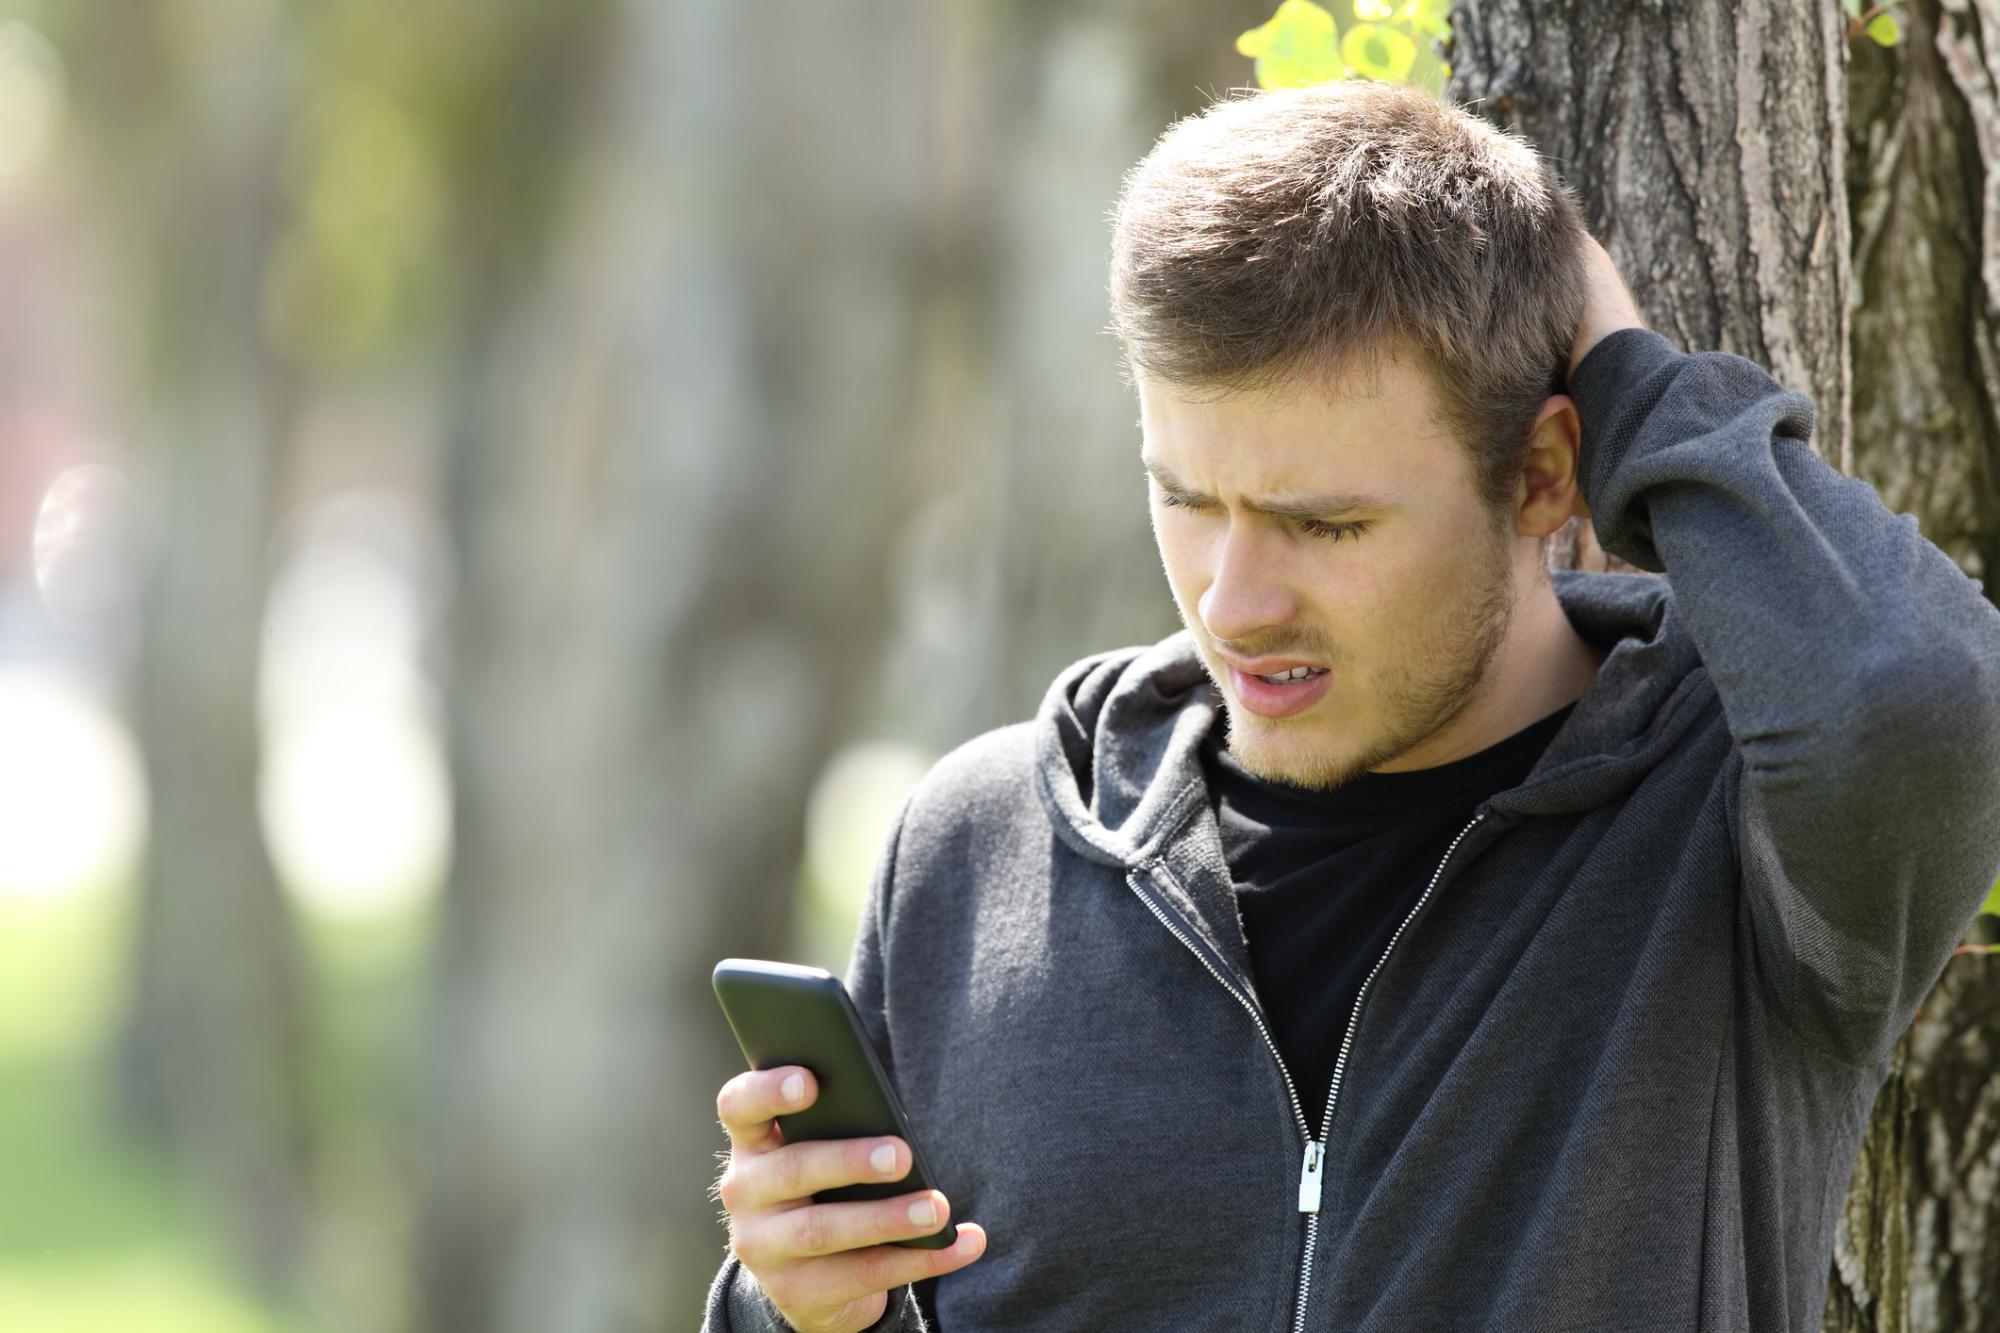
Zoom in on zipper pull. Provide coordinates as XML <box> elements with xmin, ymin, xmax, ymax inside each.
<box><xmin>1297</xmin><ymin>1139</ymin><xmax>1324</xmax><ymax>1214</ymax></box>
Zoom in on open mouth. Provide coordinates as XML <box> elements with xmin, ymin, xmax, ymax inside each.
<box><xmin>1253</xmin><ymin>666</ymin><xmax>1330</xmax><ymax>685</ymax></box>
<box><xmin>1228</xmin><ymin>663</ymin><xmax>1334</xmax><ymax>718</ymax></box>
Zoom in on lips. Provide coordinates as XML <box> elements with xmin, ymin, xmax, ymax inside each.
<box><xmin>1219</xmin><ymin>653</ymin><xmax>1331</xmax><ymax>678</ymax></box>
<box><xmin>1227</xmin><ymin>663</ymin><xmax>1333</xmax><ymax>718</ymax></box>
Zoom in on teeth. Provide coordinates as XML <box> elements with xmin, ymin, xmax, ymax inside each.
<box><xmin>1256</xmin><ymin>666</ymin><xmax>1324</xmax><ymax>683</ymax></box>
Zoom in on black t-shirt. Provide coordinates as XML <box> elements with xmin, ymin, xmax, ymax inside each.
<box><xmin>1199</xmin><ymin>701</ymin><xmax>1576</xmax><ymax>1135</ymax></box>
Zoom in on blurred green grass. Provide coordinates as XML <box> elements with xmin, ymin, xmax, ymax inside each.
<box><xmin>0</xmin><ymin>879</ymin><xmax>432</xmax><ymax>1333</ymax></box>
<box><xmin>0</xmin><ymin>883</ymin><xmax>298</xmax><ymax>1331</ymax></box>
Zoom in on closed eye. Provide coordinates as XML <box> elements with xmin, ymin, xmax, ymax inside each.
<box><xmin>1296</xmin><ymin>517</ymin><xmax>1372</xmax><ymax>543</ymax></box>
<box><xmin>1156</xmin><ymin>491</ymin><xmax>1372</xmax><ymax>544</ymax></box>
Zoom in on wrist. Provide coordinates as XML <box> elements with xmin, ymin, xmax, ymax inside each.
<box><xmin>1569</xmin><ymin>318</ymin><xmax>1646</xmax><ymax>380</ymax></box>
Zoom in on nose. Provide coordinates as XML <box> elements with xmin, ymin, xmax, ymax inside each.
<box><xmin>1198</xmin><ymin>523</ymin><xmax>1299</xmax><ymax>645</ymax></box>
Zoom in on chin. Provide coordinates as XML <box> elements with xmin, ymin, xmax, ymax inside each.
<box><xmin>1226</xmin><ymin>713</ymin><xmax>1357</xmax><ymax>787</ymax></box>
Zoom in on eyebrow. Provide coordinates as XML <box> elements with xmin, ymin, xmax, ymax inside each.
<box><xmin>1140</xmin><ymin>458</ymin><xmax>1401</xmax><ymax>521</ymax></box>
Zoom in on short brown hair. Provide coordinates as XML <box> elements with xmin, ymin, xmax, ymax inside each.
<box><xmin>1107</xmin><ymin>80</ymin><xmax>1588</xmax><ymax>532</ymax></box>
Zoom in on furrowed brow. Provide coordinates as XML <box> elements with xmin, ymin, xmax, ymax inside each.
<box><xmin>1141</xmin><ymin>459</ymin><xmax>1399</xmax><ymax>520</ymax></box>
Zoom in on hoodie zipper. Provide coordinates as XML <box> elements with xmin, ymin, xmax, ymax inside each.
<box><xmin>1126</xmin><ymin>809</ymin><xmax>1485</xmax><ymax>1333</ymax></box>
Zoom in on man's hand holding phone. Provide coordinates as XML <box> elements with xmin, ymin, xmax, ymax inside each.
<box><xmin>714</xmin><ymin>1065</ymin><xmax>988</xmax><ymax>1333</ymax></box>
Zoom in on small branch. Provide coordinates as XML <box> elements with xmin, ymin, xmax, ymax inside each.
<box><xmin>1951</xmin><ymin>943</ymin><xmax>2000</xmax><ymax>955</ymax></box>
<box><xmin>1846</xmin><ymin>3</ymin><xmax>1891</xmax><ymax>40</ymax></box>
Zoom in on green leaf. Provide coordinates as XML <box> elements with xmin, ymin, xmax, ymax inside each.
<box><xmin>1982</xmin><ymin>872</ymin><xmax>2000</xmax><ymax>917</ymax></box>
<box><xmin>1401</xmin><ymin>0</ymin><xmax>1453</xmax><ymax>39</ymax></box>
<box><xmin>1865</xmin><ymin>11</ymin><xmax>1901</xmax><ymax>44</ymax></box>
<box><xmin>1237</xmin><ymin>0</ymin><xmax>1346</xmax><ymax>88</ymax></box>
<box><xmin>1841</xmin><ymin>0</ymin><xmax>1862</xmax><ymax>18</ymax></box>
<box><xmin>1340</xmin><ymin>22</ymin><xmax>1418</xmax><ymax>82</ymax></box>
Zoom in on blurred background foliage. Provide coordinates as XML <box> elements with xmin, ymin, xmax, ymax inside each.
<box><xmin>0</xmin><ymin>0</ymin><xmax>1430</xmax><ymax>1327</ymax></box>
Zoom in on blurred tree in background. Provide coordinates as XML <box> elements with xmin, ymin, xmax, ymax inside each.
<box><xmin>8</xmin><ymin>0</ymin><xmax>1237</xmax><ymax>1325</ymax></box>
<box><xmin>62</xmin><ymin>0</ymin><xmax>315</xmax><ymax>1298</ymax></box>
<box><xmin>0</xmin><ymin>0</ymin><xmax>1992</xmax><ymax>1330</ymax></box>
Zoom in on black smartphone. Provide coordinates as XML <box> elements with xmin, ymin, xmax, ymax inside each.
<box><xmin>711</xmin><ymin>958</ymin><xmax>956</xmax><ymax>1249</ymax></box>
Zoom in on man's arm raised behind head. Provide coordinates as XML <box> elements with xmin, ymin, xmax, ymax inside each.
<box><xmin>1567</xmin><ymin>326</ymin><xmax>2000</xmax><ymax>1071</ymax></box>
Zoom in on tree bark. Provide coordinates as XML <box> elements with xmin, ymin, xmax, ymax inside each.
<box><xmin>1839</xmin><ymin>5</ymin><xmax>2000</xmax><ymax>1323</ymax></box>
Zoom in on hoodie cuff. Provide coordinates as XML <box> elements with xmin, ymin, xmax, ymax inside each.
<box><xmin>1564</xmin><ymin>326</ymin><xmax>1689</xmax><ymax>571</ymax></box>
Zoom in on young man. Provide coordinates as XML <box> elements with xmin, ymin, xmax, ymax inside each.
<box><xmin>705</xmin><ymin>81</ymin><xmax>2000</xmax><ymax>1332</ymax></box>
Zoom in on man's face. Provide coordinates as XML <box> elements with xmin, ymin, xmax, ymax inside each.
<box><xmin>1138</xmin><ymin>349</ymin><xmax>1523</xmax><ymax>791</ymax></box>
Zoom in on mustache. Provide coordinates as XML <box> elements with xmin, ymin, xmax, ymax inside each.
<box><xmin>1207</xmin><ymin>639</ymin><xmax>1335</xmax><ymax>664</ymax></box>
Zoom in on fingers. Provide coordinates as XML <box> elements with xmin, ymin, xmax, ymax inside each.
<box><xmin>716</xmin><ymin>1065</ymin><xmax>816</xmax><ymax>1152</ymax></box>
<box><xmin>713</xmin><ymin>1066</ymin><xmax>989</xmax><ymax>1332</ymax></box>
<box><xmin>737</xmin><ymin>1189</ymin><xmax>952</xmax><ymax>1263</ymax></box>
<box><xmin>754</xmin><ymin>1224</ymin><xmax>989</xmax><ymax>1325</ymax></box>
<box><xmin>720</xmin><ymin>1134</ymin><xmax>914</xmax><ymax>1212</ymax></box>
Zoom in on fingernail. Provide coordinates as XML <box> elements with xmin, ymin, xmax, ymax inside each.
<box><xmin>782</xmin><ymin>1073</ymin><xmax>804</xmax><ymax>1103</ymax></box>
<box><xmin>870</xmin><ymin>1144</ymin><xmax>897</xmax><ymax>1175</ymax></box>
<box><xmin>907</xmin><ymin>1197</ymin><xmax>937</xmax><ymax>1228</ymax></box>
<box><xmin>955</xmin><ymin>1227</ymin><xmax>980</xmax><ymax>1254</ymax></box>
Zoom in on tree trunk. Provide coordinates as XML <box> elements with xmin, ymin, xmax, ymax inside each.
<box><xmin>98</xmin><ymin>1</ymin><xmax>313</xmax><ymax>1296</ymax></box>
<box><xmin>1450</xmin><ymin>0</ymin><xmax>2000</xmax><ymax>1326</ymax></box>
<box><xmin>877</xmin><ymin>0</ymin><xmax>1255</xmax><ymax>742</ymax></box>
<box><xmin>1838</xmin><ymin>4</ymin><xmax>2000</xmax><ymax>1323</ymax></box>
<box><xmin>412</xmin><ymin>1</ymin><xmax>942</xmax><ymax>1326</ymax></box>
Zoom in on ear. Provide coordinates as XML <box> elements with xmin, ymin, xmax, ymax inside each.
<box><xmin>1512</xmin><ymin>395</ymin><xmax>1584</xmax><ymax>537</ymax></box>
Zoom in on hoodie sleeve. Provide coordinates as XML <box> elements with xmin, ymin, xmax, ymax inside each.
<box><xmin>698</xmin><ymin>794</ymin><xmax>932</xmax><ymax>1333</ymax></box>
<box><xmin>837</xmin><ymin>790</ymin><xmax>933</xmax><ymax>1331</ymax></box>
<box><xmin>1567</xmin><ymin>326</ymin><xmax>2000</xmax><ymax>1070</ymax></box>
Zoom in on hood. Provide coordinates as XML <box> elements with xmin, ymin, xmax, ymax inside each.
<box><xmin>1032</xmin><ymin>569</ymin><xmax>1717</xmax><ymax>870</ymax></box>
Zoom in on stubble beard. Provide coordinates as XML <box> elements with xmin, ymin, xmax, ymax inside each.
<box><xmin>1218</xmin><ymin>533</ymin><xmax>1521</xmax><ymax>793</ymax></box>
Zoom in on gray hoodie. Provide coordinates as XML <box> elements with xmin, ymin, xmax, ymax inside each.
<box><xmin>703</xmin><ymin>328</ymin><xmax>2000</xmax><ymax>1331</ymax></box>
